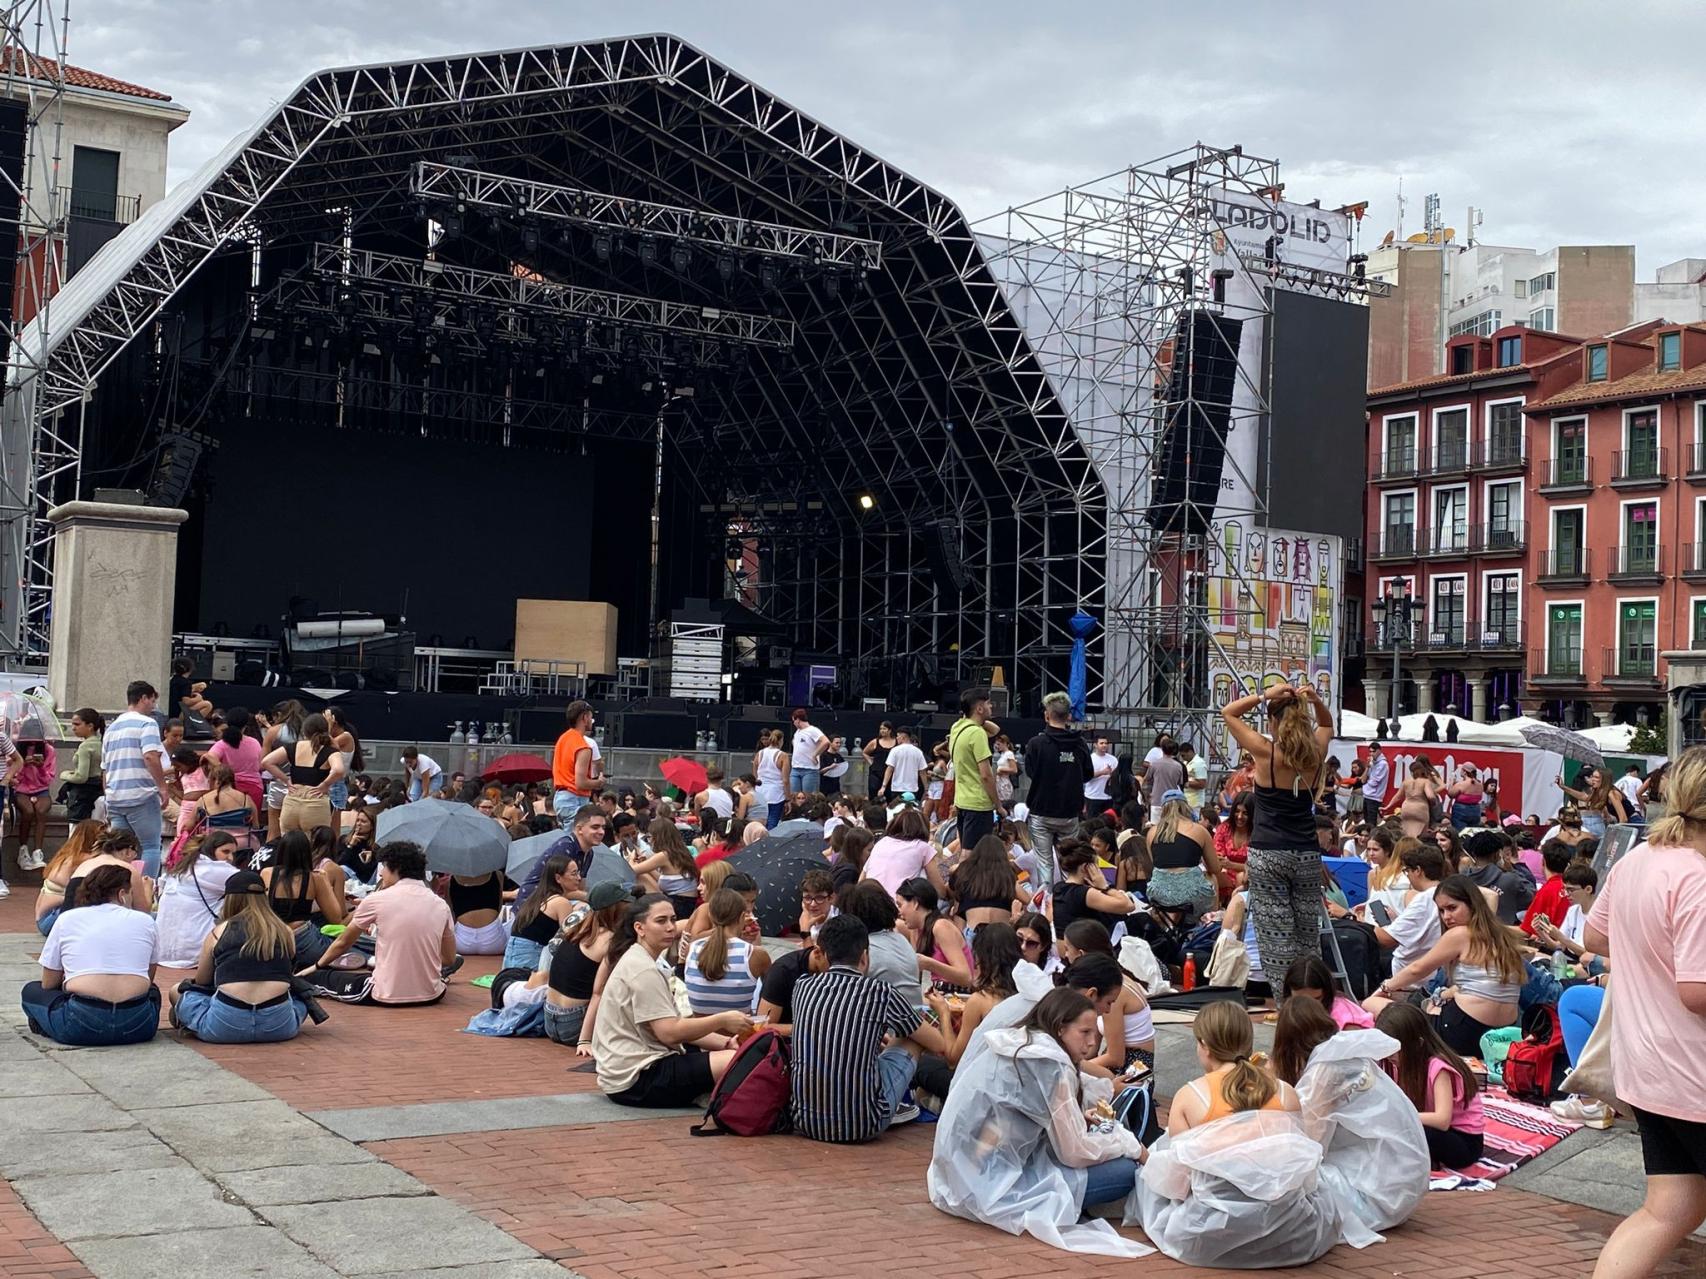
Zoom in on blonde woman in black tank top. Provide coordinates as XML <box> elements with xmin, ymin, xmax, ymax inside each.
<box><xmin>1219</xmin><ymin>684</ymin><xmax>1334</xmax><ymax>979</ymax></box>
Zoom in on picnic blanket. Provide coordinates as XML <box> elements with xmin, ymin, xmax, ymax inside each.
<box><xmin>1428</xmin><ymin>1088</ymin><xmax>1581</xmax><ymax>1185</ymax></box>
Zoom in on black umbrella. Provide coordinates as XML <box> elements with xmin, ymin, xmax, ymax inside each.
<box><xmin>726</xmin><ymin>830</ymin><xmax>831</xmax><ymax>936</ymax></box>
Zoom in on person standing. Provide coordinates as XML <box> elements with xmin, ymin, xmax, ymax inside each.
<box><xmin>551</xmin><ymin>701</ymin><xmax>598</xmax><ymax>822</ymax></box>
<box><xmin>880</xmin><ymin>726</ymin><xmax>926</xmax><ymax>801</ymax></box>
<box><xmin>1220</xmin><ymin>683</ymin><xmax>1333</xmax><ymax>981</ymax></box>
<box><xmin>400</xmin><ymin>746</ymin><xmax>443</xmax><ymax>803</ymax></box>
<box><xmin>1179</xmin><ymin>741</ymin><xmax>1209</xmax><ymax>819</ymax></box>
<box><xmin>1083</xmin><ymin>735</ymin><xmax>1118</xmax><ymax>817</ymax></box>
<box><xmin>1614</xmin><ymin>764</ymin><xmax>1645</xmax><ymax>821</ymax></box>
<box><xmin>1360</xmin><ymin>749</ymin><xmax>1390</xmax><ymax>825</ymax></box>
<box><xmin>1022</xmin><ymin>692</ymin><xmax>1091</xmax><ymax>893</ymax></box>
<box><xmin>820</xmin><ymin>736</ymin><xmax>850</xmax><ymax>796</ymax></box>
<box><xmin>753</xmin><ymin>729</ymin><xmax>789</xmax><ymax>828</ymax></box>
<box><xmin>1144</xmin><ymin>739</ymin><xmax>1186</xmax><ymax>825</ymax></box>
<box><xmin>789</xmin><ymin>709</ymin><xmax>829</xmax><ymax>795</ymax></box>
<box><xmin>863</xmin><ymin>723</ymin><xmax>897</xmax><ymax>801</ymax></box>
<box><xmin>948</xmin><ymin>688</ymin><xmax>1002</xmax><ymax>849</ymax></box>
<box><xmin>101</xmin><ymin>681</ymin><xmax>171</xmax><ymax>878</ymax></box>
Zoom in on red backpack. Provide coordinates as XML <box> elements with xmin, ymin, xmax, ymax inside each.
<box><xmin>1503</xmin><ymin>1003</ymin><xmax>1565</xmax><ymax>1103</ymax></box>
<box><xmin>690</xmin><ymin>1029</ymin><xmax>793</xmax><ymax>1137</ymax></box>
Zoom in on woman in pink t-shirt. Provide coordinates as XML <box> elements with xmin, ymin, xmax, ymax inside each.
<box><xmin>207</xmin><ymin>710</ymin><xmax>264</xmax><ymax>821</ymax></box>
<box><xmin>861</xmin><ymin>806</ymin><xmax>948</xmax><ymax>899</ymax></box>
<box><xmin>1281</xmin><ymin>956</ymin><xmax>1375</xmax><ymax>1031</ymax></box>
<box><xmin>1376</xmin><ymin>1001</ymin><xmax>1484</xmax><ymax>1170</ymax></box>
<box><xmin>1583</xmin><ymin>748</ymin><xmax>1706</xmax><ymax>1273</ymax></box>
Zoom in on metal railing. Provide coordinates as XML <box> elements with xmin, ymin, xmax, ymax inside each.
<box><xmin>1690</xmin><ymin>442</ymin><xmax>1706</xmax><ymax>478</ymax></box>
<box><xmin>1612</xmin><ymin>448</ymin><xmax>1667</xmax><ymax>484</ymax></box>
<box><xmin>1530</xmin><ymin>648</ymin><xmax>1586</xmax><ymax>681</ymax></box>
<box><xmin>1539</xmin><ymin>456</ymin><xmax>1592</xmax><ymax>488</ymax></box>
<box><xmin>1371</xmin><ymin>528</ymin><xmax>1417</xmax><ymax>560</ymax></box>
<box><xmin>1470</xmin><ymin>522</ymin><xmax>1526</xmax><ymax>553</ymax></box>
<box><xmin>1422</xmin><ymin>441</ymin><xmax>1470</xmax><ymax>476</ymax></box>
<box><xmin>1684</xmin><ymin>543</ymin><xmax>1706</xmax><ymax>577</ymax></box>
<box><xmin>1608</xmin><ymin>544</ymin><xmax>1664</xmax><ymax>579</ymax></box>
<box><xmin>1375</xmin><ymin>449</ymin><xmax>1419</xmax><ymax>481</ymax></box>
<box><xmin>477</xmin><ymin>659</ymin><xmax>589</xmax><ymax>697</ymax></box>
<box><xmin>55</xmin><ymin>188</ymin><xmax>142</xmax><ymax>225</ymax></box>
<box><xmin>1474</xmin><ymin>436</ymin><xmax>1527</xmax><ymax>471</ymax></box>
<box><xmin>1407</xmin><ymin>618</ymin><xmax>1526</xmax><ymax>654</ymax></box>
<box><xmin>1537</xmin><ymin>547</ymin><xmax>1591</xmax><ymax>581</ymax></box>
<box><xmin>1420</xmin><ymin>525</ymin><xmax>1471</xmax><ymax>557</ymax></box>
<box><xmin>1602</xmin><ymin>646</ymin><xmax>1659</xmax><ymax>682</ymax></box>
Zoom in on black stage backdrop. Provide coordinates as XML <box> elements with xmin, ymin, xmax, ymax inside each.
<box><xmin>191</xmin><ymin>421</ymin><xmax>624</xmax><ymax>651</ymax></box>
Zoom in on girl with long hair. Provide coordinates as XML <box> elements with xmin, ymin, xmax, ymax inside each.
<box><xmin>1270</xmin><ymin>993</ymin><xmax>1339</xmax><ymax>1086</ymax></box>
<box><xmin>896</xmin><ymin>877</ymin><xmax>973</xmax><ymax>989</ymax></box>
<box><xmin>33</xmin><ymin>818</ymin><xmax>107</xmax><ymax>936</ymax></box>
<box><xmin>1375</xmin><ymin>1001</ymin><xmax>1484</xmax><ymax>1170</ymax></box>
<box><xmin>1280</xmin><ymin>955</ymin><xmax>1374</xmax><ymax>1031</ymax></box>
<box><xmin>1213</xmin><ymin>790</ymin><xmax>1256</xmax><ymax>868</ymax></box>
<box><xmin>752</xmin><ymin>728</ymin><xmax>788</xmax><ymax>828</ymax></box>
<box><xmin>628</xmin><ymin>817</ymin><xmax>701</xmax><ymax>917</ymax></box>
<box><xmin>1363</xmin><ymin>829</ymin><xmax>1412</xmax><ymax>919</ymax></box>
<box><xmin>1145</xmin><ymin>795</ymin><xmax>1222</xmax><ymax>921</ymax></box>
<box><xmin>22</xmin><ymin>863</ymin><xmax>160</xmax><ymax>1046</ymax></box>
<box><xmin>831</xmin><ymin>824</ymin><xmax>875</xmax><ymax>900</ymax></box>
<box><xmin>1063</xmin><ymin>949</ymin><xmax>1156</xmax><ymax>1076</ymax></box>
<box><xmin>925</xmin><ymin>921</ymin><xmax>1024</xmax><ymax>1070</ymax></box>
<box><xmin>188</xmin><ymin>759</ymin><xmax>257</xmax><ymax>852</ymax></box>
<box><xmin>155</xmin><ymin>830</ymin><xmax>242</xmax><ymax>966</ymax></box>
<box><xmin>1432</xmin><ymin>823</ymin><xmax>1465</xmax><ymax>875</ymax></box>
<box><xmin>543</xmin><ymin>881</ymin><xmax>631</xmax><ymax>1049</ymax></box>
<box><xmin>208</xmin><ymin>707</ymin><xmax>265</xmax><ymax>822</ymax></box>
<box><xmin>1013</xmin><ymin>910</ymin><xmax>1058</xmax><ymax>975</ymax></box>
<box><xmin>260</xmin><ymin>699</ymin><xmax>307</xmax><ymax>841</ymax></box>
<box><xmin>1556</xmin><ymin>764</ymin><xmax>1629</xmax><ymax>840</ymax></box>
<box><xmin>1369</xmin><ymin>874</ymin><xmax>1523</xmax><ymax>1053</ymax></box>
<box><xmin>683</xmin><ymin>887</ymin><xmax>771</xmax><ymax>1014</ymax></box>
<box><xmin>1167</xmin><ymin>999</ymin><xmax>1299</xmax><ymax>1135</ymax></box>
<box><xmin>262</xmin><ymin>712</ymin><xmax>344</xmax><ymax>835</ymax></box>
<box><xmin>259</xmin><ymin>828</ymin><xmax>347</xmax><ymax>969</ymax></box>
<box><xmin>340</xmin><ymin>808</ymin><xmax>379</xmax><ymax>883</ymax></box>
<box><xmin>325</xmin><ymin>706</ymin><xmax>365</xmax><ymax>819</ymax></box>
<box><xmin>169</xmin><ymin>869</ymin><xmax>308</xmax><ymax>1043</ymax></box>
<box><xmin>1388</xmin><ymin>758</ymin><xmax>1441</xmax><ymax>839</ymax></box>
<box><xmin>949</xmin><ymin>834</ymin><xmax>1019</xmax><ymax>929</ymax></box>
<box><xmin>1219</xmin><ymin>682</ymin><xmax>1334</xmax><ymax>980</ymax></box>
<box><xmin>926</xmin><ymin>986</ymin><xmax>1151</xmax><ymax>1256</ymax></box>
<box><xmin>504</xmin><ymin>853</ymin><xmax>585</xmax><ymax>970</ymax></box>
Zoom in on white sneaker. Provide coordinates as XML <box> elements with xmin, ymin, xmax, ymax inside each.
<box><xmin>22</xmin><ymin>849</ymin><xmax>44</xmax><ymax>870</ymax></box>
<box><xmin>0</xmin><ymin>878</ymin><xmax>10</xmax><ymax>898</ymax></box>
<box><xmin>1551</xmin><ymin>1095</ymin><xmax>1613</xmax><ymax>1129</ymax></box>
<box><xmin>888</xmin><ymin>1101</ymin><xmax>920</xmax><ymax>1127</ymax></box>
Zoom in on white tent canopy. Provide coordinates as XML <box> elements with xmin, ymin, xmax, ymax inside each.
<box><xmin>1335</xmin><ymin>711</ymin><xmax>1526</xmax><ymax>746</ymax></box>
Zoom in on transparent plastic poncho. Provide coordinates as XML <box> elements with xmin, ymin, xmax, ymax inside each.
<box><xmin>1125</xmin><ymin>1107</ymin><xmax>1343</xmax><ymax>1269</ymax></box>
<box><xmin>1295</xmin><ymin>1027</ymin><xmax>1429</xmax><ymax>1239</ymax></box>
<box><xmin>927</xmin><ymin>1027</ymin><xmax>1154</xmax><ymax>1258</ymax></box>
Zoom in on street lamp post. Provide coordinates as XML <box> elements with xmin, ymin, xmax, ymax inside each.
<box><xmin>1369</xmin><ymin>577</ymin><xmax>1415</xmax><ymax>724</ymax></box>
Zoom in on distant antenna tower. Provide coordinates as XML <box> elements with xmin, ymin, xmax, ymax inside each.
<box><xmin>1395</xmin><ymin>177</ymin><xmax>1406</xmax><ymax>240</ymax></box>
<box><xmin>1424</xmin><ymin>192</ymin><xmax>1442</xmax><ymax>244</ymax></box>
<box><xmin>1465</xmin><ymin>205</ymin><xmax>1483</xmax><ymax>248</ymax></box>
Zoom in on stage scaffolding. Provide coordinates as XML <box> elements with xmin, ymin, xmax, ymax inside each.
<box><xmin>974</xmin><ymin>144</ymin><xmax>1359</xmax><ymax>756</ymax></box>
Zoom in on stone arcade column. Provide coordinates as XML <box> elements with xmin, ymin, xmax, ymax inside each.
<box><xmin>1468</xmin><ymin>677</ymin><xmax>1489</xmax><ymax>724</ymax></box>
<box><xmin>1361</xmin><ymin>679</ymin><xmax>1388</xmax><ymax>720</ymax></box>
<box><xmin>45</xmin><ymin>501</ymin><xmax>187</xmax><ymax>714</ymax></box>
<box><xmin>1414</xmin><ymin>673</ymin><xmax>1436</xmax><ymax>714</ymax></box>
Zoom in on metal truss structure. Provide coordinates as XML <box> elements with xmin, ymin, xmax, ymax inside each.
<box><xmin>410</xmin><ymin>161</ymin><xmax>884</xmax><ymax>269</ymax></box>
<box><xmin>0</xmin><ymin>35</ymin><xmax>1103</xmax><ymax>694</ymax></box>
<box><xmin>975</xmin><ymin>145</ymin><xmax>1380</xmax><ymax>751</ymax></box>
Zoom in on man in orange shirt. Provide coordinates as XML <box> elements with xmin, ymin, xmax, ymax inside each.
<box><xmin>552</xmin><ymin>701</ymin><xmax>600</xmax><ymax>821</ymax></box>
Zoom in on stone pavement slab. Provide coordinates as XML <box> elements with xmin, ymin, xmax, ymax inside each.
<box><xmin>309</xmin><ymin>1090</ymin><xmax>698</xmax><ymax>1142</ymax></box>
<box><xmin>15</xmin><ymin>1164</ymin><xmax>251</xmax><ymax>1240</ymax></box>
<box><xmin>70</xmin><ymin>1225</ymin><xmax>341</xmax><ymax>1279</ymax></box>
<box><xmin>61</xmin><ymin>1040</ymin><xmax>274</xmax><ymax>1108</ymax></box>
<box><xmin>0</xmin><ymin>1125</ymin><xmax>182</xmax><ymax>1179</ymax></box>
<box><xmin>214</xmin><ymin>1162</ymin><xmax>432</xmax><ymax>1207</ymax></box>
<box><xmin>131</xmin><ymin>1100</ymin><xmax>379</xmax><ymax>1173</ymax></box>
<box><xmin>0</xmin><ymin>1053</ymin><xmax>92</xmax><ymax>1097</ymax></box>
<box><xmin>366</xmin><ymin>1264</ymin><xmax>578</xmax><ymax>1279</ymax></box>
<box><xmin>1</xmin><ymin>1091</ymin><xmax>134</xmax><ymax>1134</ymax></box>
<box><xmin>260</xmin><ymin>1196</ymin><xmax>538</xmax><ymax>1276</ymax></box>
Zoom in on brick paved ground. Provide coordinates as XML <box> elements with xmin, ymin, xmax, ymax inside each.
<box><xmin>6</xmin><ymin>887</ymin><xmax>1706</xmax><ymax>1279</ymax></box>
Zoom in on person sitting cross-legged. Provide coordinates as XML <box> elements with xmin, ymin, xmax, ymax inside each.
<box><xmin>301</xmin><ymin>841</ymin><xmax>457</xmax><ymax>1006</ymax></box>
<box><xmin>790</xmin><ymin>914</ymin><xmax>947</xmax><ymax>1142</ymax></box>
<box><xmin>169</xmin><ymin>870</ymin><xmax>312</xmax><ymax>1043</ymax></box>
<box><xmin>22</xmin><ymin>865</ymin><xmax>160</xmax><ymax>1046</ymax></box>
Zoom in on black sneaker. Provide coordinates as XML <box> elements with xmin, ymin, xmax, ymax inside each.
<box><xmin>440</xmin><ymin>955</ymin><xmax>466</xmax><ymax>980</ymax></box>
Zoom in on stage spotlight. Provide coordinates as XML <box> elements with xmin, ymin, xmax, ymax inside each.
<box><xmin>824</xmin><ymin>270</ymin><xmax>841</xmax><ymax>299</ymax></box>
<box><xmin>521</xmin><ymin>223</ymin><xmax>540</xmax><ymax>255</ymax></box>
<box><xmin>717</xmin><ymin>251</ymin><xmax>736</xmax><ymax>282</ymax></box>
<box><xmin>760</xmin><ymin>259</ymin><xmax>780</xmax><ymax>291</ymax></box>
<box><xmin>594</xmin><ymin>231</ymin><xmax>613</xmax><ymax>263</ymax></box>
<box><xmin>670</xmin><ymin>241</ymin><xmax>691</xmax><ymax>272</ymax></box>
<box><xmin>638</xmin><ymin>235</ymin><xmax>658</xmax><ymax>267</ymax></box>
<box><xmin>857</xmin><ymin>492</ymin><xmax>876</xmax><ymax>511</ymax></box>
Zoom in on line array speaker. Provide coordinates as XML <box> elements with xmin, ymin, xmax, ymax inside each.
<box><xmin>1146</xmin><ymin>309</ymin><xmax>1245</xmax><ymax>537</ymax></box>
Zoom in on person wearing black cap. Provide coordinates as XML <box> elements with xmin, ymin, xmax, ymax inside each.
<box><xmin>169</xmin><ymin>869</ymin><xmax>309</xmax><ymax>1043</ymax></box>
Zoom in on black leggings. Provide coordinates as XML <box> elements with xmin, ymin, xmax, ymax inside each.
<box><xmin>913</xmin><ymin>1053</ymin><xmax>954</xmax><ymax>1100</ymax></box>
<box><xmin>1435</xmin><ymin>1001</ymin><xmax>1506</xmax><ymax>1057</ymax></box>
<box><xmin>1426</xmin><ymin>1126</ymin><xmax>1485</xmax><ymax>1170</ymax></box>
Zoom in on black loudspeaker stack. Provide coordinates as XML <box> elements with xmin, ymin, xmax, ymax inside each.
<box><xmin>922</xmin><ymin>518</ymin><xmax>973</xmax><ymax>592</ymax></box>
<box><xmin>1146</xmin><ymin>309</ymin><xmax>1245</xmax><ymax>536</ymax></box>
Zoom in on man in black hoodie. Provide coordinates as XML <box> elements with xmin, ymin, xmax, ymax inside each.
<box><xmin>1460</xmin><ymin>829</ymin><xmax>1536</xmax><ymax>925</ymax></box>
<box><xmin>1022</xmin><ymin>691</ymin><xmax>1092</xmax><ymax>891</ymax></box>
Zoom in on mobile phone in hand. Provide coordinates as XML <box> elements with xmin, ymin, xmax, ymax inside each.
<box><xmin>1370</xmin><ymin>901</ymin><xmax>1393</xmax><ymax>927</ymax></box>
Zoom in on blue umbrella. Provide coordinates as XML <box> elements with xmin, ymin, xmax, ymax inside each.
<box><xmin>1069</xmin><ymin>609</ymin><xmax>1098</xmax><ymax>719</ymax></box>
<box><xmin>377</xmin><ymin>798</ymin><xmax>509</xmax><ymax>877</ymax></box>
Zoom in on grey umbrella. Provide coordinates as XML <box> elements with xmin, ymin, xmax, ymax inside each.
<box><xmin>505</xmin><ymin>831</ymin><xmax>567</xmax><ymax>883</ymax></box>
<box><xmin>585</xmin><ymin>846</ymin><xmax>637</xmax><ymax>892</ymax></box>
<box><xmin>376</xmin><ymin>798</ymin><xmax>510</xmax><ymax>877</ymax></box>
<box><xmin>1518</xmin><ymin>722</ymin><xmax>1605</xmax><ymax>769</ymax></box>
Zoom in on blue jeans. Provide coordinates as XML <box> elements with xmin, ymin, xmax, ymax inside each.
<box><xmin>1082</xmin><ymin>1156</ymin><xmax>1138</xmax><ymax>1206</ymax></box>
<box><xmin>790</xmin><ymin>767</ymin><xmax>820</xmax><ymax>795</ymax></box>
<box><xmin>175</xmin><ymin>990</ymin><xmax>304</xmax><ymax>1043</ymax></box>
<box><xmin>877</xmin><ymin>1045</ymin><xmax>915</xmax><ymax>1129</ymax></box>
<box><xmin>36</xmin><ymin>907</ymin><xmax>59</xmax><ymax>937</ymax></box>
<box><xmin>327</xmin><ymin>779</ymin><xmax>348</xmax><ymax>812</ymax></box>
<box><xmin>106</xmin><ymin>795</ymin><xmax>163</xmax><ymax>877</ymax></box>
<box><xmin>766</xmin><ymin>801</ymin><xmax>784</xmax><ymax>829</ymax></box>
<box><xmin>1560</xmin><ymin>982</ymin><xmax>1604</xmax><ymax>1068</ymax></box>
<box><xmin>21</xmin><ymin>983</ymin><xmax>159</xmax><ymax>1046</ymax></box>
<box><xmin>554</xmin><ymin>790</ymin><xmax>588</xmax><ymax>821</ymax></box>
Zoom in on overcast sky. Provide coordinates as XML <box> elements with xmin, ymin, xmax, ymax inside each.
<box><xmin>69</xmin><ymin>0</ymin><xmax>1706</xmax><ymax>273</ymax></box>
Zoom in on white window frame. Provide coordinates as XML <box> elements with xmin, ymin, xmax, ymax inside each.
<box><xmin>1614</xmin><ymin>595</ymin><xmax>1661</xmax><ymax>676</ymax></box>
<box><xmin>1550</xmin><ymin>415</ymin><xmax>1588</xmax><ymax>477</ymax></box>
<box><xmin>1430</xmin><ymin>482</ymin><xmax>1470</xmax><ymax>552</ymax></box>
<box><xmin>1618</xmin><ymin>496</ymin><xmax>1661</xmax><ymax>568</ymax></box>
<box><xmin>1691</xmin><ymin>593</ymin><xmax>1706</xmax><ymax>649</ymax></box>
<box><xmin>1382</xmin><ymin>488</ymin><xmax>1418</xmax><ymax>551</ymax></box>
<box><xmin>1694</xmin><ymin>400</ymin><xmax>1706</xmax><ymax>454</ymax></box>
<box><xmin>1484</xmin><ymin>478</ymin><xmax>1522</xmax><ymax>534</ymax></box>
<box><xmin>1544</xmin><ymin>599</ymin><xmax>1585</xmax><ymax>674</ymax></box>
<box><xmin>1428</xmin><ymin>572</ymin><xmax>1468</xmax><ymax>644</ymax></box>
<box><xmin>1481</xmin><ymin>568</ymin><xmax>1523</xmax><ymax>634</ymax></box>
<box><xmin>1484</xmin><ymin>395</ymin><xmax>1526</xmax><ymax>449</ymax></box>
<box><xmin>1622</xmin><ymin>405</ymin><xmax>1662</xmax><ymax>453</ymax></box>
<box><xmin>1548</xmin><ymin>502</ymin><xmax>1588</xmax><ymax>552</ymax></box>
<box><xmin>1431</xmin><ymin>403</ymin><xmax>1473</xmax><ymax>466</ymax></box>
<box><xmin>1381</xmin><ymin>412</ymin><xmax>1420</xmax><ymax>469</ymax></box>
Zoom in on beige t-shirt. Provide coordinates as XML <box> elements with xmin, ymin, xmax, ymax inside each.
<box><xmin>593</xmin><ymin>944</ymin><xmax>682</xmax><ymax>1093</ymax></box>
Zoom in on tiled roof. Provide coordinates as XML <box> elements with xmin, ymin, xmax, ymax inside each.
<box><xmin>1530</xmin><ymin>365</ymin><xmax>1706</xmax><ymax>409</ymax></box>
<box><xmin>1368</xmin><ymin>365</ymin><xmax>1536</xmax><ymax>397</ymax></box>
<box><xmin>0</xmin><ymin>47</ymin><xmax>172</xmax><ymax>102</ymax></box>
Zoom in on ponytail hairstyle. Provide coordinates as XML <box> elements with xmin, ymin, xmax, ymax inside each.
<box><xmin>1271</xmin><ymin>994</ymin><xmax>1339</xmax><ymax>1086</ymax></box>
<box><xmin>895</xmin><ymin>877</ymin><xmax>948</xmax><ymax>957</ymax></box>
<box><xmin>1376</xmin><ymin>1000</ymin><xmax>1478</xmax><ymax>1109</ymax></box>
<box><xmin>1062</xmin><ymin>951</ymin><xmax>1123</xmax><ymax>1002</ymax></box>
<box><xmin>1649</xmin><ymin>745</ymin><xmax>1706</xmax><ymax>849</ymax></box>
<box><xmin>1193</xmin><ymin>1000</ymin><xmax>1276</xmax><ymax>1113</ymax></box>
<box><xmin>202</xmin><ymin>758</ymin><xmax>235</xmax><ymax>796</ymax></box>
<box><xmin>325</xmin><ymin>706</ymin><xmax>365</xmax><ymax>771</ymax></box>
<box><xmin>694</xmin><ymin>888</ymin><xmax>748</xmax><ymax>982</ymax></box>
<box><xmin>172</xmin><ymin>830</ymin><xmax>237</xmax><ymax>879</ymax></box>
<box><xmin>301</xmin><ymin>712</ymin><xmax>332</xmax><ymax>756</ymax></box>
<box><xmin>94</xmin><ymin>827</ymin><xmax>141</xmax><ymax>859</ymax></box>
<box><xmin>1270</xmin><ymin>690</ymin><xmax>1324</xmax><ymax>778</ymax></box>
<box><xmin>606</xmin><ymin>892</ymin><xmax>671</xmax><ymax>971</ymax></box>
<box><xmin>221</xmin><ymin>706</ymin><xmax>252</xmax><ymax>750</ymax></box>
<box><xmin>75</xmin><ymin>863</ymin><xmax>133</xmax><ymax>907</ymax></box>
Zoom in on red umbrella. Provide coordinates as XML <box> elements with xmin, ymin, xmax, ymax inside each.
<box><xmin>659</xmin><ymin>756</ymin><xmax>709</xmax><ymax>795</ymax></box>
<box><xmin>481</xmin><ymin>752</ymin><xmax>553</xmax><ymax>784</ymax></box>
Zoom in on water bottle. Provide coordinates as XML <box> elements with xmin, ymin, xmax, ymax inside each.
<box><xmin>706</xmin><ymin>729</ymin><xmax>718</xmax><ymax>751</ymax></box>
<box><xmin>1182</xmin><ymin>954</ymin><xmax>1197</xmax><ymax>992</ymax></box>
<box><xmin>1552</xmin><ymin>949</ymin><xmax>1570</xmax><ymax>980</ymax></box>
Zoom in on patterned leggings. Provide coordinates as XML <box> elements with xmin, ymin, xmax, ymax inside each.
<box><xmin>1245</xmin><ymin>846</ymin><xmax>1324</xmax><ymax>981</ymax></box>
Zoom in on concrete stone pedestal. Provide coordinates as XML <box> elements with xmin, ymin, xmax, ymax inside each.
<box><xmin>44</xmin><ymin>501</ymin><xmax>187</xmax><ymax>714</ymax></box>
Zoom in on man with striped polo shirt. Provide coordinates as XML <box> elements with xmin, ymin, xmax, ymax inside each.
<box><xmin>100</xmin><ymin>680</ymin><xmax>171</xmax><ymax>877</ymax></box>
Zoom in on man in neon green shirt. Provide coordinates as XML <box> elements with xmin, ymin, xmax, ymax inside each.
<box><xmin>948</xmin><ymin>687</ymin><xmax>1003</xmax><ymax>848</ymax></box>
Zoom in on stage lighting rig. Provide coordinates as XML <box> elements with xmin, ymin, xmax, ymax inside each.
<box><xmin>670</xmin><ymin>241</ymin><xmax>692</xmax><ymax>273</ymax></box>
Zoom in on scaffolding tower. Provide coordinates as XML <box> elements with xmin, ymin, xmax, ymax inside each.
<box><xmin>976</xmin><ymin>144</ymin><xmax>1374</xmax><ymax>760</ymax></box>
